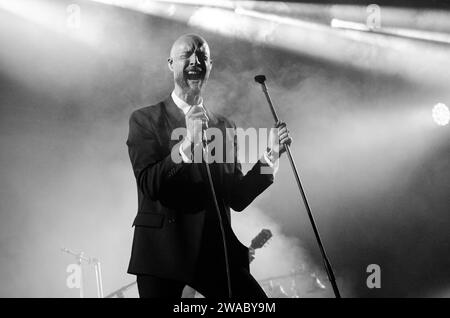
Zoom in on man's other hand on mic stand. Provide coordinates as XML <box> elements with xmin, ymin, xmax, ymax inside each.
<box><xmin>262</xmin><ymin>121</ymin><xmax>292</xmax><ymax>173</ymax></box>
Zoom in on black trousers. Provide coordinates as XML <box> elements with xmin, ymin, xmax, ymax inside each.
<box><xmin>136</xmin><ymin>186</ymin><xmax>267</xmax><ymax>298</ymax></box>
<box><xmin>136</xmin><ymin>266</ymin><xmax>267</xmax><ymax>298</ymax></box>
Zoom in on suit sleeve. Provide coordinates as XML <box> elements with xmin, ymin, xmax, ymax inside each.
<box><xmin>126</xmin><ymin>109</ymin><xmax>186</xmax><ymax>201</ymax></box>
<box><xmin>227</xmin><ymin>123</ymin><xmax>274</xmax><ymax>212</ymax></box>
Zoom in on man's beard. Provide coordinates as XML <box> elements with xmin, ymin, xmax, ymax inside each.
<box><xmin>175</xmin><ymin>73</ymin><xmax>205</xmax><ymax>95</ymax></box>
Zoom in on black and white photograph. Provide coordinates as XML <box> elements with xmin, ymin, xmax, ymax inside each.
<box><xmin>0</xmin><ymin>0</ymin><xmax>449</xmax><ymax>301</ymax></box>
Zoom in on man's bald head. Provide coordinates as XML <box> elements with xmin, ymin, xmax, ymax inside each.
<box><xmin>169</xmin><ymin>34</ymin><xmax>211</xmax><ymax>60</ymax></box>
<box><xmin>168</xmin><ymin>34</ymin><xmax>213</xmax><ymax>99</ymax></box>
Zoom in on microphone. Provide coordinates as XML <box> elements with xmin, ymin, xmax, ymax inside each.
<box><xmin>202</xmin><ymin>118</ymin><xmax>208</xmax><ymax>149</ymax></box>
<box><xmin>254</xmin><ymin>74</ymin><xmax>266</xmax><ymax>84</ymax></box>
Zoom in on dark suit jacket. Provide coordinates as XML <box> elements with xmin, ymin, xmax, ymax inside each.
<box><xmin>126</xmin><ymin>95</ymin><xmax>273</xmax><ymax>283</ymax></box>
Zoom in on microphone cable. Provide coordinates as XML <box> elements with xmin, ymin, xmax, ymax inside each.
<box><xmin>201</xmin><ymin>117</ymin><xmax>232</xmax><ymax>298</ymax></box>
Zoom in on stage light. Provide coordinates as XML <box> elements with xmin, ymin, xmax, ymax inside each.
<box><xmin>331</xmin><ymin>18</ymin><xmax>370</xmax><ymax>32</ymax></box>
<box><xmin>330</xmin><ymin>18</ymin><xmax>450</xmax><ymax>45</ymax></box>
<box><xmin>86</xmin><ymin>0</ymin><xmax>450</xmax><ymax>86</ymax></box>
<box><xmin>432</xmin><ymin>103</ymin><xmax>450</xmax><ymax>126</ymax></box>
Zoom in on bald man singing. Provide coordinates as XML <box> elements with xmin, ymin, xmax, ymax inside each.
<box><xmin>126</xmin><ymin>34</ymin><xmax>291</xmax><ymax>298</ymax></box>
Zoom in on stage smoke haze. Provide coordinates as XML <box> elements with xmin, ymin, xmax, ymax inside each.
<box><xmin>0</xmin><ymin>0</ymin><xmax>449</xmax><ymax>298</ymax></box>
<box><xmin>232</xmin><ymin>207</ymin><xmax>333</xmax><ymax>297</ymax></box>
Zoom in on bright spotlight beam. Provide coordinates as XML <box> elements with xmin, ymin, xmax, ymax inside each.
<box><xmin>0</xmin><ymin>0</ymin><xmax>106</xmax><ymax>47</ymax></box>
<box><xmin>88</xmin><ymin>0</ymin><xmax>450</xmax><ymax>87</ymax></box>
<box><xmin>432</xmin><ymin>103</ymin><xmax>450</xmax><ymax>126</ymax></box>
<box><xmin>331</xmin><ymin>18</ymin><xmax>450</xmax><ymax>45</ymax></box>
<box><xmin>152</xmin><ymin>0</ymin><xmax>450</xmax><ymax>34</ymax></box>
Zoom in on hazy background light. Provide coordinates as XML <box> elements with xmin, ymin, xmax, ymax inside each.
<box><xmin>0</xmin><ymin>0</ymin><xmax>449</xmax><ymax>298</ymax></box>
<box><xmin>330</xmin><ymin>18</ymin><xmax>450</xmax><ymax>44</ymax></box>
<box><xmin>432</xmin><ymin>103</ymin><xmax>450</xmax><ymax>126</ymax></box>
<box><xmin>88</xmin><ymin>0</ymin><xmax>450</xmax><ymax>87</ymax></box>
<box><xmin>0</xmin><ymin>0</ymin><xmax>105</xmax><ymax>47</ymax></box>
<box><xmin>143</xmin><ymin>0</ymin><xmax>450</xmax><ymax>34</ymax></box>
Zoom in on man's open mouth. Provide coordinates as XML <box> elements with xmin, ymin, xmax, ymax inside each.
<box><xmin>185</xmin><ymin>69</ymin><xmax>204</xmax><ymax>80</ymax></box>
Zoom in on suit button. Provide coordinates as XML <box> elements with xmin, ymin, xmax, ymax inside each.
<box><xmin>168</xmin><ymin>217</ymin><xmax>176</xmax><ymax>224</ymax></box>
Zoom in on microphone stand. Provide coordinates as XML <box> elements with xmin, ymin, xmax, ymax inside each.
<box><xmin>91</xmin><ymin>258</ymin><xmax>104</xmax><ymax>298</ymax></box>
<box><xmin>61</xmin><ymin>247</ymin><xmax>104</xmax><ymax>298</ymax></box>
<box><xmin>254</xmin><ymin>75</ymin><xmax>341</xmax><ymax>298</ymax></box>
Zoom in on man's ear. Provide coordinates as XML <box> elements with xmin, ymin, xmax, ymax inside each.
<box><xmin>167</xmin><ymin>57</ymin><xmax>174</xmax><ymax>71</ymax></box>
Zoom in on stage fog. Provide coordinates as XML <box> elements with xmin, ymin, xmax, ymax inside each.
<box><xmin>0</xmin><ymin>0</ymin><xmax>449</xmax><ymax>297</ymax></box>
